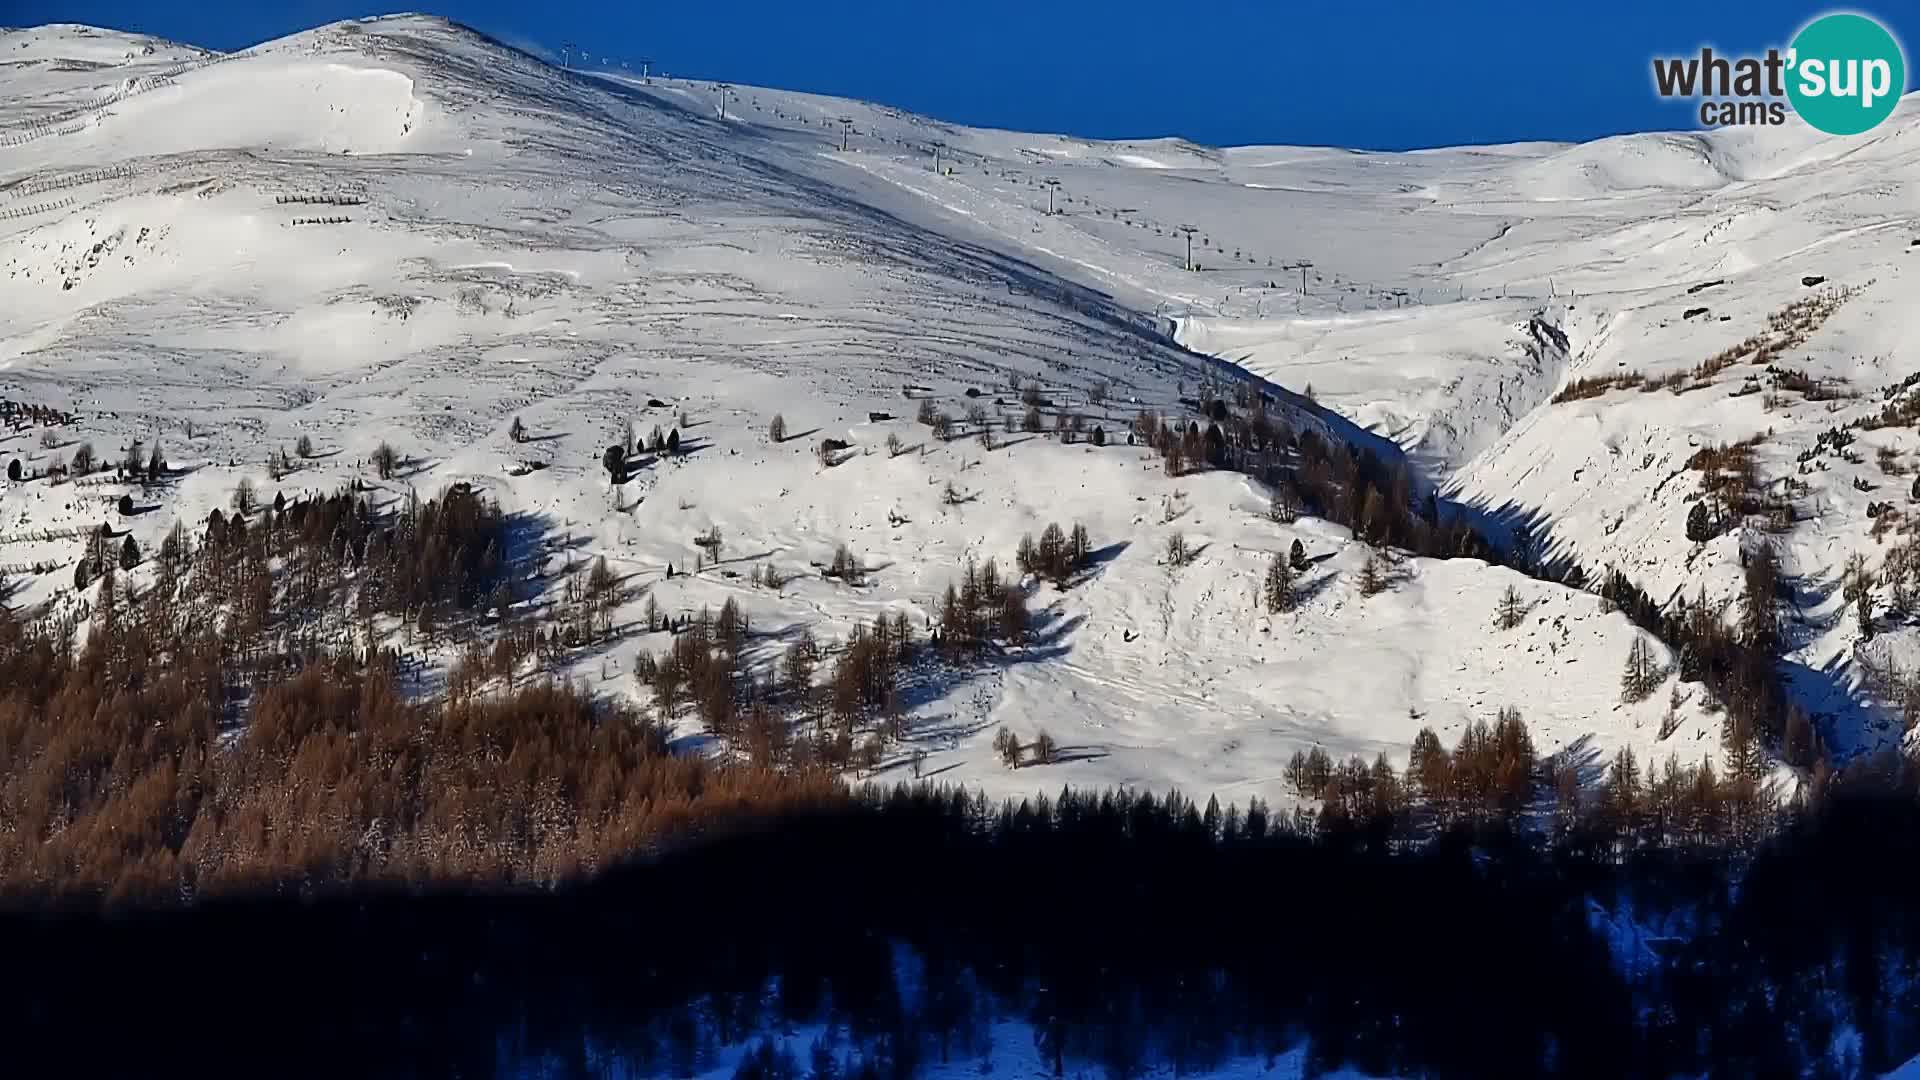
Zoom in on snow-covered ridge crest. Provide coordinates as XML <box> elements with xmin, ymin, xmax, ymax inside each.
<box><xmin>2</xmin><ymin>13</ymin><xmax>1915</xmax><ymax>807</ymax></box>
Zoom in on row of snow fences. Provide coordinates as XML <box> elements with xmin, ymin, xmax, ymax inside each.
<box><xmin>0</xmin><ymin>121</ymin><xmax>88</xmax><ymax>148</ymax></box>
<box><xmin>0</xmin><ymin>50</ymin><xmax>248</xmax><ymax>147</ymax></box>
<box><xmin>4</xmin><ymin>166</ymin><xmax>134</xmax><ymax>200</ymax></box>
<box><xmin>276</xmin><ymin>194</ymin><xmax>367</xmax><ymax>205</ymax></box>
<box><xmin>0</xmin><ymin>197</ymin><xmax>76</xmax><ymax>221</ymax></box>
<box><xmin>291</xmin><ymin>216</ymin><xmax>353</xmax><ymax>226</ymax></box>
<box><xmin>0</xmin><ymin>525</ymin><xmax>96</xmax><ymax>547</ymax></box>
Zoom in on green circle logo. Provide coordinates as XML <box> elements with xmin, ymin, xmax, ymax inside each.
<box><xmin>1787</xmin><ymin>13</ymin><xmax>1906</xmax><ymax>135</ymax></box>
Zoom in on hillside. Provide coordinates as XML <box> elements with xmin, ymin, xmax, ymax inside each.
<box><xmin>4</xmin><ymin>14</ymin><xmax>1915</xmax><ymax>816</ymax></box>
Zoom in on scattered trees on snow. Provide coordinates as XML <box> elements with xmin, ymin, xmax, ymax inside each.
<box><xmin>994</xmin><ymin>727</ymin><xmax>1022</xmax><ymax>768</ymax></box>
<box><xmin>1016</xmin><ymin>521</ymin><xmax>1092</xmax><ymax>584</ymax></box>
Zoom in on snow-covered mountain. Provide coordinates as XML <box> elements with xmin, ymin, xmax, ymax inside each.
<box><xmin>4</xmin><ymin>14</ymin><xmax>1916</xmax><ymax>803</ymax></box>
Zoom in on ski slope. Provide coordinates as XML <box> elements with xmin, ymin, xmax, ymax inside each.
<box><xmin>3</xmin><ymin>14</ymin><xmax>1915</xmax><ymax>807</ymax></box>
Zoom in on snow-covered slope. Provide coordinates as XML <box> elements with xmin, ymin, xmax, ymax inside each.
<box><xmin>6</xmin><ymin>14</ymin><xmax>1909</xmax><ymax>807</ymax></box>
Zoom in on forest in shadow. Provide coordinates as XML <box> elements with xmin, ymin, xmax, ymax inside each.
<box><xmin>8</xmin><ymin>783</ymin><xmax>1920</xmax><ymax>1079</ymax></box>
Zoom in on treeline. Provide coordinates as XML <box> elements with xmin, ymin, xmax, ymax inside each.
<box><xmin>1597</xmin><ymin>549</ymin><xmax>1808</xmax><ymax>766</ymax></box>
<box><xmin>1130</xmin><ymin>388</ymin><xmax>1491</xmax><ymax>562</ymax></box>
<box><xmin>1282</xmin><ymin>708</ymin><xmax>1787</xmax><ymax>856</ymax></box>
<box><xmin>0</xmin><ymin>479</ymin><xmax>851</xmax><ymax>902</ymax></box>
<box><xmin>0</xmin><ymin>620</ymin><xmax>841</xmax><ymax>901</ymax></box>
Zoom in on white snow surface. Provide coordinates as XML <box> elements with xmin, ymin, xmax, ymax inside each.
<box><xmin>4</xmin><ymin>14</ymin><xmax>1919</xmax><ymax>806</ymax></box>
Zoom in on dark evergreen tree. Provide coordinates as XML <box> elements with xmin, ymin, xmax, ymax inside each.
<box><xmin>1289</xmin><ymin>538</ymin><xmax>1309</xmax><ymax>570</ymax></box>
<box><xmin>1263</xmin><ymin>554</ymin><xmax>1294</xmax><ymax>614</ymax></box>
<box><xmin>118</xmin><ymin>535</ymin><xmax>139</xmax><ymax>571</ymax></box>
<box><xmin>1358</xmin><ymin>549</ymin><xmax>1389</xmax><ymax>596</ymax></box>
<box><xmin>1622</xmin><ymin>634</ymin><xmax>1660</xmax><ymax>703</ymax></box>
<box><xmin>1742</xmin><ymin>544</ymin><xmax>1782</xmax><ymax>652</ymax></box>
<box><xmin>1686</xmin><ymin>500</ymin><xmax>1713</xmax><ymax>542</ymax></box>
<box><xmin>1495</xmin><ymin>583</ymin><xmax>1526</xmax><ymax>630</ymax></box>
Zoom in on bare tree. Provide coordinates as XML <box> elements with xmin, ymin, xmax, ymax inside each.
<box><xmin>373</xmin><ymin>442</ymin><xmax>399</xmax><ymax>480</ymax></box>
<box><xmin>993</xmin><ymin>726</ymin><xmax>1022</xmax><ymax>768</ymax></box>
<box><xmin>769</xmin><ymin>414</ymin><xmax>787</xmax><ymax>443</ymax></box>
<box><xmin>1269</xmin><ymin>487</ymin><xmax>1298</xmax><ymax>524</ymax></box>
<box><xmin>231</xmin><ymin>476</ymin><xmax>256</xmax><ymax>516</ymax></box>
<box><xmin>1031</xmin><ymin>730</ymin><xmax>1057</xmax><ymax>764</ymax></box>
<box><xmin>1621</xmin><ymin>634</ymin><xmax>1660</xmax><ymax>703</ymax></box>
<box><xmin>296</xmin><ymin>434</ymin><xmax>314</xmax><ymax>459</ymax></box>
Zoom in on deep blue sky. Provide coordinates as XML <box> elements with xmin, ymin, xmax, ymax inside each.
<box><xmin>13</xmin><ymin>1</ymin><xmax>1917</xmax><ymax>149</ymax></box>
